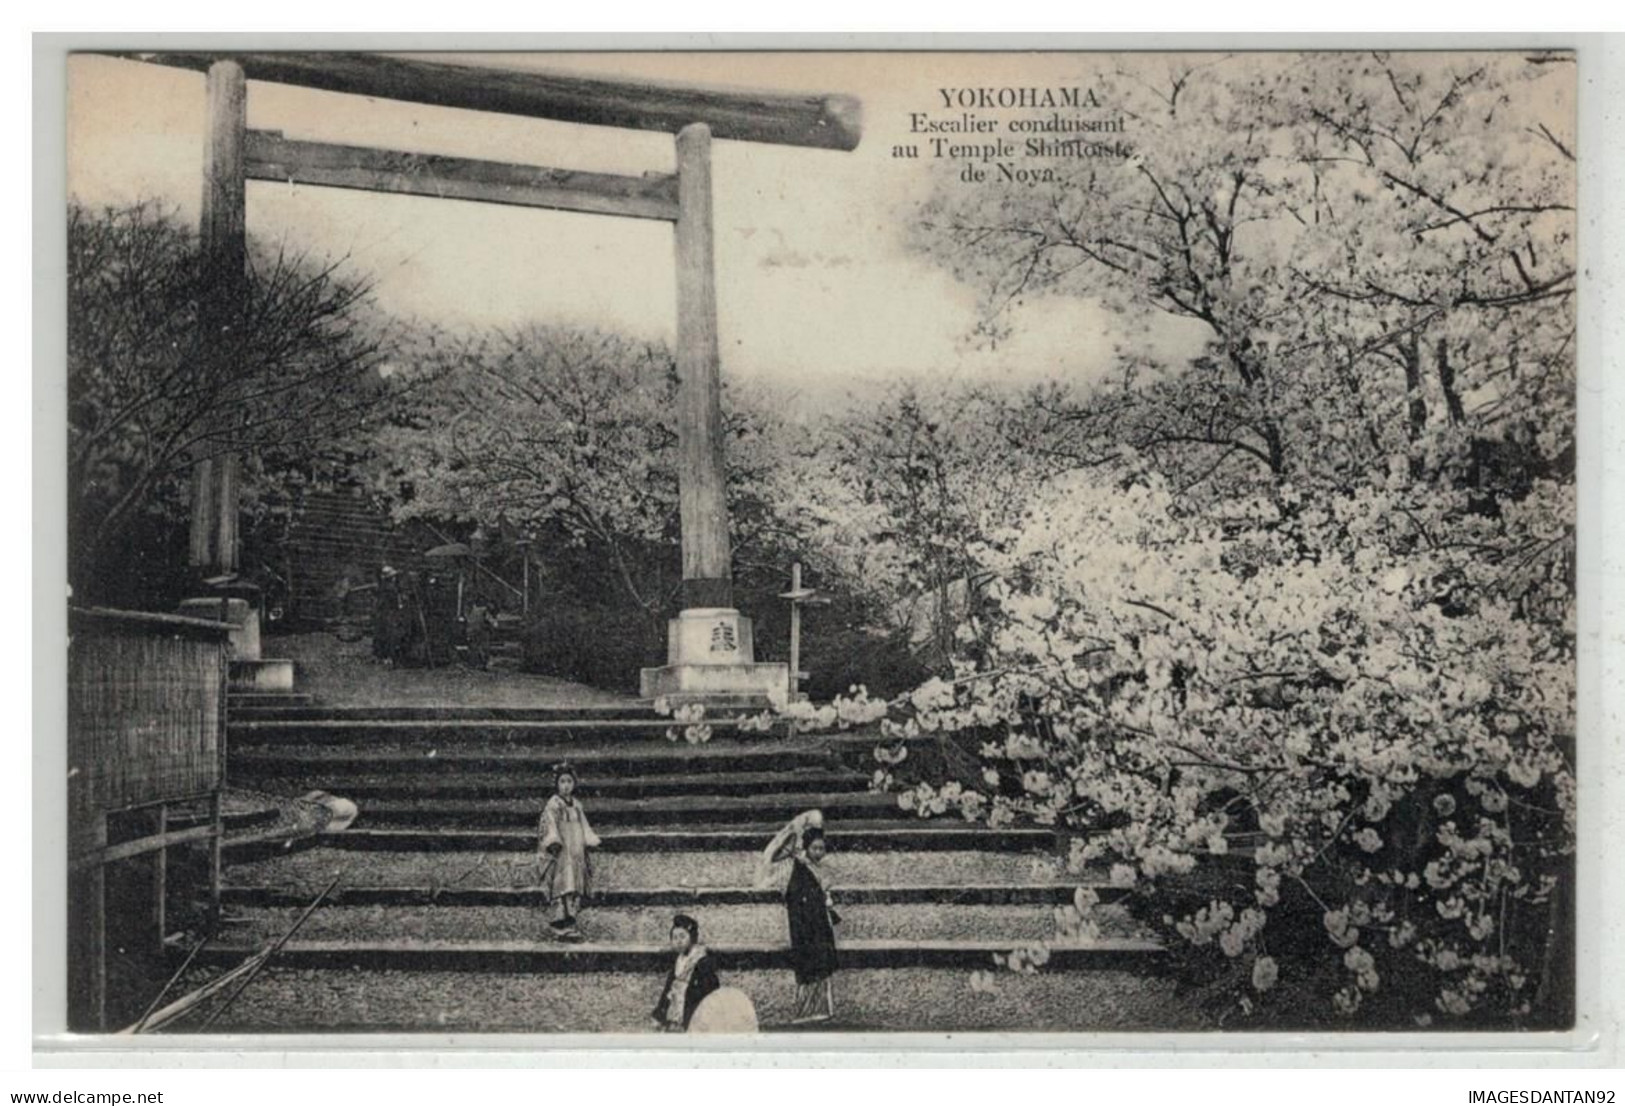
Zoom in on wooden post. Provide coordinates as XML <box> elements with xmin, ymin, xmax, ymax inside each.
<box><xmin>70</xmin><ymin>815</ymin><xmax>108</xmax><ymax>1030</ymax></box>
<box><xmin>152</xmin><ymin>805</ymin><xmax>168</xmax><ymax>957</ymax></box>
<box><xmin>519</xmin><ymin>541</ymin><xmax>531</xmax><ymax>615</ymax></box>
<box><xmin>188</xmin><ymin>60</ymin><xmax>247</xmax><ymax>576</ymax></box>
<box><xmin>214</xmin><ymin>454</ymin><xmax>239</xmax><ymax>576</ymax></box>
<box><xmin>188</xmin><ymin>458</ymin><xmax>216</xmax><ymax>568</ymax></box>
<box><xmin>778</xmin><ymin>567</ymin><xmax>822</xmax><ymax>702</ymax></box>
<box><xmin>211</xmin><ymin>638</ymin><xmax>227</xmax><ymax>928</ymax></box>
<box><xmin>208</xmin><ymin>790</ymin><xmax>223</xmax><ymax>930</ymax></box>
<box><xmin>789</xmin><ymin>562</ymin><xmax>803</xmax><ymax>702</ymax></box>
<box><xmin>674</xmin><ymin>123</ymin><xmax>732</xmax><ymax>611</ymax></box>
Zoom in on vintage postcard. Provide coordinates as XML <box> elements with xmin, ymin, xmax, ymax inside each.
<box><xmin>51</xmin><ymin>45</ymin><xmax>1584</xmax><ymax>1044</ymax></box>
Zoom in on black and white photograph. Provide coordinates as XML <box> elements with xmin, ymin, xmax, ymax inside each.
<box><xmin>50</xmin><ymin>45</ymin><xmax>1584</xmax><ymax>1041</ymax></box>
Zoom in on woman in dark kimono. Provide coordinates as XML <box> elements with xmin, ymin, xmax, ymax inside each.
<box><xmin>371</xmin><ymin>567</ymin><xmax>403</xmax><ymax>664</ymax></box>
<box><xmin>782</xmin><ymin>826</ymin><xmax>840</xmax><ymax>1024</ymax></box>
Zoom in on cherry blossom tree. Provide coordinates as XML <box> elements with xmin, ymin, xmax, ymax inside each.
<box><xmin>913</xmin><ymin>52</ymin><xmax>1574</xmax><ymax>502</ymax></box>
<box><xmin>871</xmin><ymin>467</ymin><xmax>1572</xmax><ymax>1026</ymax></box>
<box><xmin>796</xmin><ymin>52</ymin><xmax>1578</xmax><ymax>1027</ymax></box>
<box><xmin>68</xmin><ymin>200</ymin><xmax>389</xmax><ymax>601</ymax></box>
<box><xmin>366</xmin><ymin>324</ymin><xmax>806</xmax><ymax>622</ymax></box>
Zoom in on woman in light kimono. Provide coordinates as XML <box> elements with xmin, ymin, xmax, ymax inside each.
<box><xmin>537</xmin><ymin>763</ymin><xmax>601</xmax><ymax>941</ymax></box>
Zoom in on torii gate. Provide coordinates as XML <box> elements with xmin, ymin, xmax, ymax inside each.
<box><xmin>127</xmin><ymin>51</ymin><xmax>862</xmax><ymax>704</ymax></box>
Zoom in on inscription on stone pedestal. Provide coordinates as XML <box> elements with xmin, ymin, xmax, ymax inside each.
<box><xmin>709</xmin><ymin>621</ymin><xmax>738</xmax><ymax>654</ymax></box>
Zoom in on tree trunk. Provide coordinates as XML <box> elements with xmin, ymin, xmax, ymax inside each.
<box><xmin>1402</xmin><ymin>333</ymin><xmax>1428</xmax><ymax>478</ymax></box>
<box><xmin>1436</xmin><ymin>338</ymin><xmax>1466</xmax><ymax>426</ymax></box>
<box><xmin>1261</xmin><ymin>421</ymin><xmax>1285</xmax><ymax>476</ymax></box>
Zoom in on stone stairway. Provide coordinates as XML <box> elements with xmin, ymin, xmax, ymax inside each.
<box><xmin>201</xmin><ymin>700</ymin><xmax>1179</xmax><ymax>1032</ymax></box>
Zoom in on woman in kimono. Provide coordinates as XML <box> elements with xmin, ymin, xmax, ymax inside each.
<box><xmin>757</xmin><ymin>809</ymin><xmax>823</xmax><ymax>887</ymax></box>
<box><xmin>371</xmin><ymin>567</ymin><xmax>403</xmax><ymax>664</ymax></box>
<box><xmin>537</xmin><ymin>763</ymin><xmax>601</xmax><ymax>941</ymax></box>
<box><xmin>781</xmin><ymin>824</ymin><xmax>840</xmax><ymax>1024</ymax></box>
<box><xmin>650</xmin><ymin>914</ymin><xmax>721</xmax><ymax>1032</ymax></box>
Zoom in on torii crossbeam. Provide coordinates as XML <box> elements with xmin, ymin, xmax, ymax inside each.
<box><xmin>118</xmin><ymin>51</ymin><xmax>863</xmax><ymax>705</ymax></box>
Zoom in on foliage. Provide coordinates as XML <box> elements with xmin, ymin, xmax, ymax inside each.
<box><xmin>365</xmin><ymin>325</ymin><xmax>955</xmax><ymax>689</ymax></box>
<box><xmin>786</xmin><ymin>52</ymin><xmax>1578</xmax><ymax>1028</ymax></box>
<box><xmin>871</xmin><ymin>468</ymin><xmax>1572</xmax><ymax>1026</ymax></box>
<box><xmin>67</xmin><ymin>200</ymin><xmax>390</xmax><ymax>602</ymax></box>
<box><xmin>520</xmin><ymin>602</ymin><xmax>666</xmax><ymax>693</ymax></box>
<box><xmin>367</xmin><ymin>325</ymin><xmax>801</xmax><ymax>616</ymax></box>
<box><xmin>789</xmin><ymin>387</ymin><xmax>1068</xmax><ymax>667</ymax></box>
<box><xmin>914</xmin><ymin>52</ymin><xmax>1575</xmax><ymax>501</ymax></box>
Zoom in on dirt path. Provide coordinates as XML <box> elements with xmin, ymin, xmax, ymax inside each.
<box><xmin>181</xmin><ymin>966</ymin><xmax>1206</xmax><ymax>1033</ymax></box>
<box><xmin>266</xmin><ymin>632</ymin><xmax>634</xmax><ymax>708</ymax></box>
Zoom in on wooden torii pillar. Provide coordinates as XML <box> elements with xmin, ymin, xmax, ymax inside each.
<box><xmin>190</xmin><ymin>61</ymin><xmax>245</xmax><ymax>583</ymax></box>
<box><xmin>125</xmin><ymin>51</ymin><xmax>863</xmax><ymax>706</ymax></box>
<box><xmin>175</xmin><ymin>60</ymin><xmax>270</xmax><ymax>678</ymax></box>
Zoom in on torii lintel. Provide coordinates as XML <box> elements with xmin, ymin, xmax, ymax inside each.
<box><xmin>111</xmin><ymin>51</ymin><xmax>864</xmax><ymax>152</ymax></box>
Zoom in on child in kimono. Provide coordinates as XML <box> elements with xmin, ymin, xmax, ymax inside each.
<box><xmin>650</xmin><ymin>914</ymin><xmax>721</xmax><ymax>1032</ymax></box>
<box><xmin>537</xmin><ymin>763</ymin><xmax>601</xmax><ymax>941</ymax></box>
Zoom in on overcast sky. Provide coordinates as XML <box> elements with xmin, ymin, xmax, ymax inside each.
<box><xmin>67</xmin><ymin>51</ymin><xmax>1200</xmax><ymax>410</ymax></box>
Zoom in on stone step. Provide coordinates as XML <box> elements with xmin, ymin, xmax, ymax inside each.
<box><xmin>225</xmin><ymin>846</ymin><xmax>1086</xmax><ymax>893</ymax></box>
<box><xmin>229</xmin><ymin>705</ymin><xmax>661</xmax><ymax>724</ymax></box>
<box><xmin>227</xmin><ymin>717</ymin><xmax>769</xmax><ymax>744</ymax></box>
<box><xmin>294</xmin><ymin>823</ymin><xmax>1058</xmax><ymax>853</ymax></box>
<box><xmin>214</xmin><ymin>901</ymin><xmax>1146</xmax><ymax>949</ymax></box>
<box><xmin>223</xmin><ymin>883</ymin><xmax>1120</xmax><ymax>908</ymax></box>
<box><xmin>342</xmin><ymin>791</ymin><xmax>905</xmax><ymax>829</ymax></box>
<box><xmin>179</xmin><ymin>965</ymin><xmax>1197</xmax><ymax>1033</ymax></box>
<box><xmin>238</xmin><ymin>767</ymin><xmax>870</xmax><ymax>800</ymax></box>
<box><xmin>229</xmin><ymin>739</ymin><xmax>860</xmax><ymax>775</ymax></box>
<box><xmin>228</xmin><ymin>692</ymin><xmax>316</xmax><ymax>709</ymax></box>
<box><xmin>194</xmin><ymin>936</ymin><xmax>1163</xmax><ymax>974</ymax></box>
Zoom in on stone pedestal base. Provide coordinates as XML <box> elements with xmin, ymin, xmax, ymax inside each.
<box><xmin>178</xmin><ymin>596</ymin><xmax>261</xmax><ymax>660</ymax></box>
<box><xmin>640</xmin><ymin>607</ymin><xmax>788</xmax><ymax>707</ymax></box>
<box><xmin>640</xmin><ymin>661</ymin><xmax>789</xmax><ymax>704</ymax></box>
<box><xmin>661</xmin><ymin>607</ymin><xmax>752</xmax><ymax>666</ymax></box>
<box><xmin>229</xmin><ymin>658</ymin><xmax>297</xmax><ymax>692</ymax></box>
<box><xmin>181</xmin><ymin>590</ymin><xmax>298</xmax><ymax>694</ymax></box>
